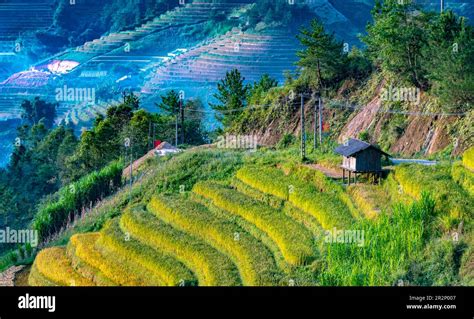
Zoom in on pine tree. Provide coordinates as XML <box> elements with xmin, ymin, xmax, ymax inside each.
<box><xmin>210</xmin><ymin>69</ymin><xmax>249</xmax><ymax>128</ymax></box>
<box><xmin>297</xmin><ymin>19</ymin><xmax>346</xmax><ymax>93</ymax></box>
<box><xmin>156</xmin><ymin>90</ymin><xmax>180</xmax><ymax>115</ymax></box>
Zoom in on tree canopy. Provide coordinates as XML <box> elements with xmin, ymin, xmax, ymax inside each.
<box><xmin>297</xmin><ymin>19</ymin><xmax>347</xmax><ymax>92</ymax></box>
<box><xmin>210</xmin><ymin>69</ymin><xmax>250</xmax><ymax>127</ymax></box>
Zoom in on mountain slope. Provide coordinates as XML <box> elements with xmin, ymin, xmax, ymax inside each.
<box><xmin>27</xmin><ymin>146</ymin><xmax>474</xmax><ymax>286</ymax></box>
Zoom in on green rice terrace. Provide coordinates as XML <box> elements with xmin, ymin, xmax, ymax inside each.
<box><xmin>0</xmin><ymin>0</ymin><xmax>472</xmax><ymax>289</ymax></box>
<box><xmin>25</xmin><ymin>144</ymin><xmax>474</xmax><ymax>286</ymax></box>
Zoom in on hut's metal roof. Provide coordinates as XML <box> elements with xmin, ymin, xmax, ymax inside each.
<box><xmin>335</xmin><ymin>138</ymin><xmax>390</xmax><ymax>157</ymax></box>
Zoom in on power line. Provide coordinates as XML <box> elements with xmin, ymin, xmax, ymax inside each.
<box><xmin>326</xmin><ymin>102</ymin><xmax>469</xmax><ymax>117</ymax></box>
<box><xmin>185</xmin><ymin>99</ymin><xmax>469</xmax><ymax>117</ymax></box>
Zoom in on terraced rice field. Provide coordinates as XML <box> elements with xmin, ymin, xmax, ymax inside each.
<box><xmin>58</xmin><ymin>1</ymin><xmax>246</xmax><ymax>64</ymax></box>
<box><xmin>0</xmin><ymin>0</ymin><xmax>55</xmax><ymax>114</ymax></box>
<box><xmin>0</xmin><ymin>1</ymin><xmax>248</xmax><ymax>122</ymax></box>
<box><xmin>452</xmin><ymin>147</ymin><xmax>474</xmax><ymax>197</ymax></box>
<box><xmin>143</xmin><ymin>27</ymin><xmax>300</xmax><ymax>96</ymax></box>
<box><xmin>0</xmin><ymin>0</ymin><xmax>53</xmax><ymax>44</ymax></box>
<box><xmin>29</xmin><ymin>156</ymin><xmax>471</xmax><ymax>286</ymax></box>
<box><xmin>29</xmin><ymin>162</ymin><xmax>366</xmax><ymax>286</ymax></box>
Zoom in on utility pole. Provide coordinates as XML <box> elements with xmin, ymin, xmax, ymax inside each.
<box><xmin>129</xmin><ymin>142</ymin><xmax>133</xmax><ymax>188</ymax></box>
<box><xmin>440</xmin><ymin>0</ymin><xmax>444</xmax><ymax>13</ymax></box>
<box><xmin>300</xmin><ymin>94</ymin><xmax>306</xmax><ymax>161</ymax></box>
<box><xmin>180</xmin><ymin>98</ymin><xmax>185</xmax><ymax>145</ymax></box>
<box><xmin>124</xmin><ymin>134</ymin><xmax>132</xmax><ymax>203</ymax></box>
<box><xmin>175</xmin><ymin>113</ymin><xmax>178</xmax><ymax>147</ymax></box>
<box><xmin>148</xmin><ymin>121</ymin><xmax>152</xmax><ymax>150</ymax></box>
<box><xmin>319</xmin><ymin>96</ymin><xmax>323</xmax><ymax>145</ymax></box>
<box><xmin>313</xmin><ymin>96</ymin><xmax>317</xmax><ymax>151</ymax></box>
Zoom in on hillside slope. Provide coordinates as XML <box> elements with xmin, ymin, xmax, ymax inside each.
<box><xmin>228</xmin><ymin>74</ymin><xmax>473</xmax><ymax>157</ymax></box>
<box><xmin>26</xmin><ymin>146</ymin><xmax>474</xmax><ymax>286</ymax></box>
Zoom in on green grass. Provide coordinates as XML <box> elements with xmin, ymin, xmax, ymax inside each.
<box><xmin>193</xmin><ymin>181</ymin><xmax>317</xmax><ymax>266</ymax></box>
<box><xmin>120</xmin><ymin>207</ymin><xmax>241</xmax><ymax>286</ymax></box>
<box><xmin>41</xmin><ymin>148</ymin><xmax>246</xmax><ymax>250</ymax></box>
<box><xmin>148</xmin><ymin>195</ymin><xmax>280</xmax><ymax>285</ymax></box>
<box><xmin>232</xmin><ymin>178</ymin><xmax>285</xmax><ymax>209</ymax></box>
<box><xmin>382</xmin><ymin>173</ymin><xmax>413</xmax><ymax>205</ymax></box>
<box><xmin>32</xmin><ymin>160</ymin><xmax>124</xmax><ymax>240</ymax></box>
<box><xmin>26</xmin><ymin>147</ymin><xmax>470</xmax><ymax>287</ymax></box>
<box><xmin>459</xmin><ymin>232</ymin><xmax>474</xmax><ymax>285</ymax></box>
<box><xmin>151</xmin><ymin>148</ymin><xmax>244</xmax><ymax>195</ymax></box>
<box><xmin>281</xmin><ymin>202</ymin><xmax>325</xmax><ymax>240</ymax></box>
<box><xmin>235</xmin><ymin>166</ymin><xmax>289</xmax><ymax>200</ymax></box>
<box><xmin>347</xmin><ymin>184</ymin><xmax>391</xmax><ymax>218</ymax></box>
<box><xmin>292</xmin><ymin>165</ymin><xmax>361</xmax><ymax>220</ymax></box>
<box><xmin>319</xmin><ymin>194</ymin><xmax>436</xmax><ymax>286</ymax></box>
<box><xmin>394</xmin><ymin>164</ymin><xmax>473</xmax><ymax>230</ymax></box>
<box><xmin>452</xmin><ymin>162</ymin><xmax>474</xmax><ymax>197</ymax></box>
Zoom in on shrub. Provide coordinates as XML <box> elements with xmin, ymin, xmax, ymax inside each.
<box><xmin>452</xmin><ymin>162</ymin><xmax>474</xmax><ymax>197</ymax></box>
<box><xmin>358</xmin><ymin>130</ymin><xmax>370</xmax><ymax>142</ymax></box>
<box><xmin>192</xmin><ymin>181</ymin><xmax>317</xmax><ymax>266</ymax></box>
<box><xmin>8</xmin><ymin>251</ymin><xmax>18</xmax><ymax>264</ymax></box>
<box><xmin>148</xmin><ymin>195</ymin><xmax>280</xmax><ymax>286</ymax></box>
<box><xmin>120</xmin><ymin>208</ymin><xmax>240</xmax><ymax>286</ymax></box>
<box><xmin>463</xmin><ymin>147</ymin><xmax>474</xmax><ymax>171</ymax></box>
<box><xmin>33</xmin><ymin>160</ymin><xmax>124</xmax><ymax>240</ymax></box>
<box><xmin>277</xmin><ymin>134</ymin><xmax>296</xmax><ymax>149</ymax></box>
<box><xmin>28</xmin><ymin>247</ymin><xmax>94</xmax><ymax>286</ymax></box>
<box><xmin>17</xmin><ymin>245</ymin><xmax>25</xmax><ymax>260</ymax></box>
<box><xmin>25</xmin><ymin>243</ymin><xmax>33</xmax><ymax>258</ymax></box>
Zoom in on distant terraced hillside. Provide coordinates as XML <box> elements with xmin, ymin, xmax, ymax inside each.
<box><xmin>141</xmin><ymin>27</ymin><xmax>300</xmax><ymax>105</ymax></box>
<box><xmin>58</xmin><ymin>1</ymin><xmax>245</xmax><ymax>64</ymax></box>
<box><xmin>1</xmin><ymin>0</ymin><xmax>473</xmax><ymax>122</ymax></box>
<box><xmin>0</xmin><ymin>0</ymin><xmax>54</xmax><ymax>78</ymax></box>
<box><xmin>0</xmin><ymin>1</ymin><xmax>249</xmax><ymax>122</ymax></box>
<box><xmin>0</xmin><ymin>0</ymin><xmax>53</xmax><ymax>46</ymax></box>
